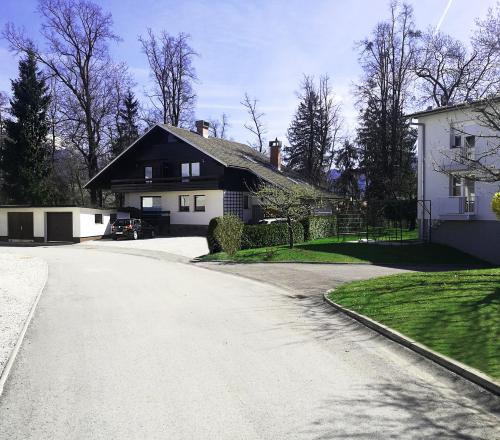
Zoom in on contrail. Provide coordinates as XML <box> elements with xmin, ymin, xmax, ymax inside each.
<box><xmin>434</xmin><ymin>0</ymin><xmax>454</xmax><ymax>34</ymax></box>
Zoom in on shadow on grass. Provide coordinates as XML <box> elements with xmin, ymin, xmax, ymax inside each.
<box><xmin>296</xmin><ymin>242</ymin><xmax>488</xmax><ymax>265</ymax></box>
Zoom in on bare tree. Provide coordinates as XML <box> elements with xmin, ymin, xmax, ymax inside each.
<box><xmin>209</xmin><ymin>113</ymin><xmax>230</xmax><ymax>139</ymax></box>
<box><xmin>241</xmin><ymin>93</ymin><xmax>267</xmax><ymax>152</ymax></box>
<box><xmin>434</xmin><ymin>98</ymin><xmax>500</xmax><ymax>183</ymax></box>
<box><xmin>4</xmin><ymin>0</ymin><xmax>127</xmax><ymax>206</ymax></box>
<box><xmin>414</xmin><ymin>31</ymin><xmax>499</xmax><ymax>107</ymax></box>
<box><xmin>356</xmin><ymin>1</ymin><xmax>418</xmax><ymax>200</ymax></box>
<box><xmin>139</xmin><ymin>29</ymin><xmax>197</xmax><ymax>127</ymax></box>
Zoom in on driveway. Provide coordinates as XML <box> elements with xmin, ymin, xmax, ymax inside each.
<box><xmin>78</xmin><ymin>235</ymin><xmax>209</xmax><ymax>260</ymax></box>
<box><xmin>0</xmin><ymin>246</ymin><xmax>498</xmax><ymax>439</ymax></box>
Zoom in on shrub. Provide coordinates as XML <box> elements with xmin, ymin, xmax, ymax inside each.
<box><xmin>242</xmin><ymin>222</ymin><xmax>304</xmax><ymax>249</ymax></box>
<box><xmin>207</xmin><ymin>215</ymin><xmax>243</xmax><ymax>256</ymax></box>
<box><xmin>492</xmin><ymin>192</ymin><xmax>500</xmax><ymax>220</ymax></box>
<box><xmin>301</xmin><ymin>215</ymin><xmax>337</xmax><ymax>241</ymax></box>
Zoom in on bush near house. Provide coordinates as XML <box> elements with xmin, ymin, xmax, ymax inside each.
<box><xmin>241</xmin><ymin>222</ymin><xmax>304</xmax><ymax>249</ymax></box>
<box><xmin>301</xmin><ymin>215</ymin><xmax>337</xmax><ymax>241</ymax></box>
<box><xmin>207</xmin><ymin>215</ymin><xmax>244</xmax><ymax>255</ymax></box>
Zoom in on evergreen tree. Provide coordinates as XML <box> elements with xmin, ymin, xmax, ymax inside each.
<box><xmin>1</xmin><ymin>51</ymin><xmax>52</xmax><ymax>204</ymax></box>
<box><xmin>286</xmin><ymin>75</ymin><xmax>342</xmax><ymax>186</ymax></box>
<box><xmin>112</xmin><ymin>90</ymin><xmax>140</xmax><ymax>157</ymax></box>
<box><xmin>355</xmin><ymin>3</ymin><xmax>418</xmax><ymax>200</ymax></box>
<box><xmin>333</xmin><ymin>139</ymin><xmax>360</xmax><ymax>199</ymax></box>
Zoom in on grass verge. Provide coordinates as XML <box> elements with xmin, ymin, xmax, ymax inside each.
<box><xmin>201</xmin><ymin>236</ymin><xmax>486</xmax><ymax>265</ymax></box>
<box><xmin>328</xmin><ymin>268</ymin><xmax>500</xmax><ymax>379</ymax></box>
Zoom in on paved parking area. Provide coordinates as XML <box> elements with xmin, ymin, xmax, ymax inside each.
<box><xmin>78</xmin><ymin>236</ymin><xmax>209</xmax><ymax>260</ymax></box>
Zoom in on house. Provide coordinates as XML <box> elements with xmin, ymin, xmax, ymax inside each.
<box><xmin>85</xmin><ymin>121</ymin><xmax>315</xmax><ymax>235</ymax></box>
<box><xmin>409</xmin><ymin>99</ymin><xmax>500</xmax><ymax>264</ymax></box>
<box><xmin>0</xmin><ymin>206</ymin><xmax>116</xmax><ymax>243</ymax></box>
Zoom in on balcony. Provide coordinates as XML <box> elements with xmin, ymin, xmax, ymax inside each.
<box><xmin>110</xmin><ymin>175</ymin><xmax>221</xmax><ymax>192</ymax></box>
<box><xmin>437</xmin><ymin>196</ymin><xmax>477</xmax><ymax>220</ymax></box>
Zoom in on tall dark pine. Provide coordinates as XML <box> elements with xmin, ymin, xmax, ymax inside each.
<box><xmin>334</xmin><ymin>139</ymin><xmax>360</xmax><ymax>198</ymax></box>
<box><xmin>1</xmin><ymin>52</ymin><xmax>51</xmax><ymax>204</ymax></box>
<box><xmin>113</xmin><ymin>90</ymin><xmax>140</xmax><ymax>157</ymax></box>
<box><xmin>286</xmin><ymin>77</ymin><xmax>321</xmax><ymax>184</ymax></box>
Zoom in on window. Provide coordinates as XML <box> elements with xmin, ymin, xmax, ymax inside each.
<box><xmin>144</xmin><ymin>166</ymin><xmax>153</xmax><ymax>183</ymax></box>
<box><xmin>141</xmin><ymin>196</ymin><xmax>162</xmax><ymax>212</ymax></box>
<box><xmin>191</xmin><ymin>162</ymin><xmax>200</xmax><ymax>177</ymax></box>
<box><xmin>453</xmin><ymin>135</ymin><xmax>462</xmax><ymax>148</ymax></box>
<box><xmin>244</xmin><ymin>195</ymin><xmax>249</xmax><ymax>209</ymax></box>
<box><xmin>464</xmin><ymin>136</ymin><xmax>475</xmax><ymax>159</ymax></box>
<box><xmin>110</xmin><ymin>213</ymin><xmax>117</xmax><ymax>223</ymax></box>
<box><xmin>194</xmin><ymin>195</ymin><xmax>206</xmax><ymax>212</ymax></box>
<box><xmin>179</xmin><ymin>195</ymin><xmax>189</xmax><ymax>212</ymax></box>
<box><xmin>95</xmin><ymin>213</ymin><xmax>103</xmax><ymax>224</ymax></box>
<box><xmin>181</xmin><ymin>162</ymin><xmax>200</xmax><ymax>181</ymax></box>
<box><xmin>450</xmin><ymin>176</ymin><xmax>462</xmax><ymax>197</ymax></box>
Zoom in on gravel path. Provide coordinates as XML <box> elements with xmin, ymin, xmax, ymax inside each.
<box><xmin>0</xmin><ymin>253</ymin><xmax>48</xmax><ymax>375</ymax></box>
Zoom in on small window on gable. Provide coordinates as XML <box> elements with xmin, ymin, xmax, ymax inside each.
<box><xmin>95</xmin><ymin>213</ymin><xmax>103</xmax><ymax>224</ymax></box>
<box><xmin>191</xmin><ymin>162</ymin><xmax>200</xmax><ymax>177</ymax></box>
<box><xmin>144</xmin><ymin>166</ymin><xmax>153</xmax><ymax>183</ymax></box>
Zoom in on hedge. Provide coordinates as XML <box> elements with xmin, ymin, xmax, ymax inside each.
<box><xmin>207</xmin><ymin>215</ymin><xmax>243</xmax><ymax>255</ymax></box>
<box><xmin>241</xmin><ymin>222</ymin><xmax>304</xmax><ymax>249</ymax></box>
<box><xmin>301</xmin><ymin>215</ymin><xmax>337</xmax><ymax>241</ymax></box>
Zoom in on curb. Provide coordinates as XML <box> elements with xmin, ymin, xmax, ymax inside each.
<box><xmin>0</xmin><ymin>261</ymin><xmax>49</xmax><ymax>397</ymax></box>
<box><xmin>323</xmin><ymin>290</ymin><xmax>500</xmax><ymax>397</ymax></box>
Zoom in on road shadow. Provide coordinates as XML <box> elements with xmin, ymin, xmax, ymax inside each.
<box><xmin>300</xmin><ymin>378</ymin><xmax>500</xmax><ymax>439</ymax></box>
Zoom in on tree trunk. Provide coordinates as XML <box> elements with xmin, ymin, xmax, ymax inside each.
<box><xmin>287</xmin><ymin>216</ymin><xmax>294</xmax><ymax>248</ymax></box>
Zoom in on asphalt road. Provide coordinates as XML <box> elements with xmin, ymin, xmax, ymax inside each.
<box><xmin>0</xmin><ymin>245</ymin><xmax>498</xmax><ymax>439</ymax></box>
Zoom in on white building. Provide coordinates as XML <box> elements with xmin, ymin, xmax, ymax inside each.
<box><xmin>410</xmin><ymin>100</ymin><xmax>500</xmax><ymax>264</ymax></box>
<box><xmin>0</xmin><ymin>206</ymin><xmax>116</xmax><ymax>243</ymax></box>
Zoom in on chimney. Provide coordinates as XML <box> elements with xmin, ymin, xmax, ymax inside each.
<box><xmin>195</xmin><ymin>120</ymin><xmax>210</xmax><ymax>138</ymax></box>
<box><xmin>269</xmin><ymin>138</ymin><xmax>282</xmax><ymax>171</ymax></box>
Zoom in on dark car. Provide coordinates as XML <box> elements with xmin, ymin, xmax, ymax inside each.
<box><xmin>111</xmin><ymin>218</ymin><xmax>156</xmax><ymax>240</ymax></box>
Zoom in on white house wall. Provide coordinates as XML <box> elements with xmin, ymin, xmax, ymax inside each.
<box><xmin>78</xmin><ymin>208</ymin><xmax>114</xmax><ymax>238</ymax></box>
<box><xmin>0</xmin><ymin>206</ymin><xmax>115</xmax><ymax>241</ymax></box>
<box><xmin>123</xmin><ymin>190</ymin><xmax>224</xmax><ymax>225</ymax></box>
<box><xmin>417</xmin><ymin>108</ymin><xmax>499</xmax><ymax>221</ymax></box>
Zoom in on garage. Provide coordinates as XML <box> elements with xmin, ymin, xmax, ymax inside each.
<box><xmin>47</xmin><ymin>212</ymin><xmax>73</xmax><ymax>242</ymax></box>
<box><xmin>7</xmin><ymin>212</ymin><xmax>34</xmax><ymax>240</ymax></box>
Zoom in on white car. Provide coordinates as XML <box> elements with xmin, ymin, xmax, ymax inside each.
<box><xmin>257</xmin><ymin>218</ymin><xmax>287</xmax><ymax>225</ymax></box>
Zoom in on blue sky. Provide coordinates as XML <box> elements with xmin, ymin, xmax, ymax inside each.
<box><xmin>0</xmin><ymin>0</ymin><xmax>495</xmax><ymax>144</ymax></box>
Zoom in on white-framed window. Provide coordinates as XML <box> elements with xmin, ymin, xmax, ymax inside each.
<box><xmin>194</xmin><ymin>195</ymin><xmax>206</xmax><ymax>212</ymax></box>
<box><xmin>179</xmin><ymin>195</ymin><xmax>189</xmax><ymax>212</ymax></box>
<box><xmin>191</xmin><ymin>162</ymin><xmax>200</xmax><ymax>177</ymax></box>
<box><xmin>449</xmin><ymin>176</ymin><xmax>475</xmax><ymax>199</ymax></box>
<box><xmin>141</xmin><ymin>196</ymin><xmax>162</xmax><ymax>212</ymax></box>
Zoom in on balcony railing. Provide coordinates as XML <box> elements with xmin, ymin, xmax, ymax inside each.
<box><xmin>438</xmin><ymin>196</ymin><xmax>477</xmax><ymax>218</ymax></box>
<box><xmin>110</xmin><ymin>175</ymin><xmax>221</xmax><ymax>192</ymax></box>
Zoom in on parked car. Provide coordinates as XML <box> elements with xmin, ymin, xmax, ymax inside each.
<box><xmin>257</xmin><ymin>218</ymin><xmax>287</xmax><ymax>225</ymax></box>
<box><xmin>111</xmin><ymin>218</ymin><xmax>156</xmax><ymax>240</ymax></box>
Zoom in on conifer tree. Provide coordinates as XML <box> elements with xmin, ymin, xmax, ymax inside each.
<box><xmin>113</xmin><ymin>90</ymin><xmax>140</xmax><ymax>157</ymax></box>
<box><xmin>1</xmin><ymin>51</ymin><xmax>51</xmax><ymax>204</ymax></box>
<box><xmin>334</xmin><ymin>139</ymin><xmax>360</xmax><ymax>198</ymax></box>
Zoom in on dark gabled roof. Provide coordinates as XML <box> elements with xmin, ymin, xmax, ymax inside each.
<box><xmin>162</xmin><ymin>125</ymin><xmax>314</xmax><ymax>192</ymax></box>
<box><xmin>86</xmin><ymin>124</ymin><xmax>335</xmax><ymax>196</ymax></box>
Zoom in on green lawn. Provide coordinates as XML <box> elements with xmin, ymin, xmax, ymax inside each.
<box><xmin>328</xmin><ymin>268</ymin><xmax>500</xmax><ymax>379</ymax></box>
<box><xmin>201</xmin><ymin>236</ymin><xmax>486</xmax><ymax>265</ymax></box>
